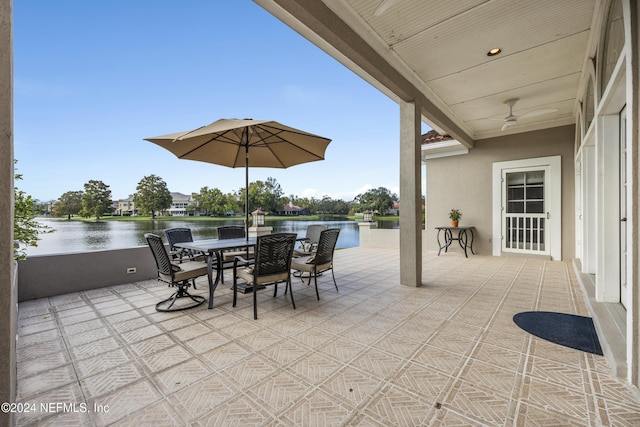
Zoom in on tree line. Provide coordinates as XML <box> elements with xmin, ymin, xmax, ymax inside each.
<box><xmin>49</xmin><ymin>174</ymin><xmax>403</xmax><ymax>219</ymax></box>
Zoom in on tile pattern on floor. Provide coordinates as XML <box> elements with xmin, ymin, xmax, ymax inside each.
<box><xmin>14</xmin><ymin>247</ymin><xmax>640</xmax><ymax>426</ymax></box>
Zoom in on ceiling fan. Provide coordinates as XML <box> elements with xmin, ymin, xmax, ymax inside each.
<box><xmin>498</xmin><ymin>98</ymin><xmax>557</xmax><ymax>131</ymax></box>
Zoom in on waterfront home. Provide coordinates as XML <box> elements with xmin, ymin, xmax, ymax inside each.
<box><xmin>280</xmin><ymin>202</ymin><xmax>310</xmax><ymax>216</ymax></box>
<box><xmin>163</xmin><ymin>192</ymin><xmax>195</xmax><ymax>217</ymax></box>
<box><xmin>115</xmin><ymin>195</ymin><xmax>137</xmax><ymax>216</ymax></box>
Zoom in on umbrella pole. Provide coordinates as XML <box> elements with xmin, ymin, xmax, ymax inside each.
<box><xmin>245</xmin><ymin>140</ymin><xmax>249</xmax><ymax>242</ymax></box>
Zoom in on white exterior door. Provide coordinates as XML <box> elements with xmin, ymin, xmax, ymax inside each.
<box><xmin>502</xmin><ymin>167</ymin><xmax>549</xmax><ymax>255</ymax></box>
<box><xmin>493</xmin><ymin>156</ymin><xmax>561</xmax><ymax>260</ymax></box>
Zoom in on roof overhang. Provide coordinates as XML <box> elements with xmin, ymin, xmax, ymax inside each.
<box><xmin>422</xmin><ymin>140</ymin><xmax>469</xmax><ymax>161</ymax></box>
<box><xmin>254</xmin><ymin>0</ymin><xmax>597</xmax><ymax>147</ymax></box>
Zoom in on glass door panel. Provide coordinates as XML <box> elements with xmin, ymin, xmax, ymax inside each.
<box><xmin>503</xmin><ymin>168</ymin><xmax>548</xmax><ymax>254</ymax></box>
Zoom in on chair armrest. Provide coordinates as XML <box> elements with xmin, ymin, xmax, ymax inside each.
<box><xmin>170</xmin><ymin>248</ymin><xmax>208</xmax><ymax>263</ymax></box>
<box><xmin>233</xmin><ymin>255</ymin><xmax>255</xmax><ymax>281</ymax></box>
<box><xmin>168</xmin><ymin>248</ymin><xmax>185</xmax><ymax>259</ymax></box>
<box><xmin>233</xmin><ymin>255</ymin><xmax>254</xmax><ymax>269</ymax></box>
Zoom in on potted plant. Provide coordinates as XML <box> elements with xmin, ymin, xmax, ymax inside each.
<box><xmin>449</xmin><ymin>208</ymin><xmax>462</xmax><ymax>227</ymax></box>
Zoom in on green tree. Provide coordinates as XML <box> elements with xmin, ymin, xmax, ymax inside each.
<box><xmin>242</xmin><ymin>177</ymin><xmax>284</xmax><ymax>214</ymax></box>
<box><xmin>81</xmin><ymin>180</ymin><xmax>113</xmax><ymax>219</ymax></box>
<box><xmin>52</xmin><ymin>190</ymin><xmax>84</xmax><ymax>219</ymax></box>
<box><xmin>353</xmin><ymin>187</ymin><xmax>397</xmax><ymax>215</ymax></box>
<box><xmin>304</xmin><ymin>196</ymin><xmax>321</xmax><ymax>214</ymax></box>
<box><xmin>14</xmin><ymin>161</ymin><xmax>52</xmax><ymax>260</ymax></box>
<box><xmin>317</xmin><ymin>196</ymin><xmax>350</xmax><ymax>214</ymax></box>
<box><xmin>223</xmin><ymin>192</ymin><xmax>242</xmax><ymax>215</ymax></box>
<box><xmin>194</xmin><ymin>186</ymin><xmax>229</xmax><ymax>216</ymax></box>
<box><xmin>134</xmin><ymin>174</ymin><xmax>172</xmax><ymax>219</ymax></box>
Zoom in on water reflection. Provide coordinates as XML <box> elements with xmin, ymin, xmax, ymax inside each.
<box><xmin>27</xmin><ymin>218</ymin><xmax>398</xmax><ymax>256</ymax></box>
<box><xmin>83</xmin><ymin>221</ymin><xmax>111</xmax><ymax>248</ymax></box>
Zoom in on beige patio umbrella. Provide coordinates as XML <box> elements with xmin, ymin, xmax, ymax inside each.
<box><xmin>145</xmin><ymin>118</ymin><xmax>331</xmax><ymax>238</ymax></box>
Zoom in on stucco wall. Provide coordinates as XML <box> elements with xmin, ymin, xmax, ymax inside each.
<box><xmin>425</xmin><ymin>125</ymin><xmax>575</xmax><ymax>260</ymax></box>
<box><xmin>18</xmin><ymin>246</ymin><xmax>158</xmax><ymax>302</ymax></box>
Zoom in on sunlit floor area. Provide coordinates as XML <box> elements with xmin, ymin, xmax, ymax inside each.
<box><xmin>15</xmin><ymin>247</ymin><xmax>640</xmax><ymax>426</ymax></box>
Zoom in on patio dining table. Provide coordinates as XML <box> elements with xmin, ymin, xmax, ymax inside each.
<box><xmin>174</xmin><ymin>237</ymin><xmax>257</xmax><ymax>309</ymax></box>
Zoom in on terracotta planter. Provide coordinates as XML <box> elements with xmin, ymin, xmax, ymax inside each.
<box><xmin>450</xmin><ymin>220</ymin><xmax>459</xmax><ymax>227</ymax></box>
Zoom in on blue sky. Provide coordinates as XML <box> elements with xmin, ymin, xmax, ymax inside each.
<box><xmin>14</xmin><ymin>1</ymin><xmax>421</xmax><ymax>202</ymax></box>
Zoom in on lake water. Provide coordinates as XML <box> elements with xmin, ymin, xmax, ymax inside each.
<box><xmin>26</xmin><ymin>218</ymin><xmax>399</xmax><ymax>256</ymax></box>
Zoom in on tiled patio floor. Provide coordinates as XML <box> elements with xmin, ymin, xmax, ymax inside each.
<box><xmin>15</xmin><ymin>247</ymin><xmax>640</xmax><ymax>426</ymax></box>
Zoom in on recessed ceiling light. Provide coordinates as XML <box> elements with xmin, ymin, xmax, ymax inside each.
<box><xmin>487</xmin><ymin>48</ymin><xmax>502</xmax><ymax>56</ymax></box>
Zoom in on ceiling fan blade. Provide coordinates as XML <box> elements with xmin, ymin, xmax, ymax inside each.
<box><xmin>518</xmin><ymin>108</ymin><xmax>558</xmax><ymax>119</ymax></box>
<box><xmin>501</xmin><ymin>122</ymin><xmax>511</xmax><ymax>131</ymax></box>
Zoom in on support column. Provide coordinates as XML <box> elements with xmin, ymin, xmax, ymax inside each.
<box><xmin>399</xmin><ymin>100</ymin><xmax>422</xmax><ymax>287</ymax></box>
<box><xmin>0</xmin><ymin>0</ymin><xmax>16</xmax><ymax>424</ymax></box>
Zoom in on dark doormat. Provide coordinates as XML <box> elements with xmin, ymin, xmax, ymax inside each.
<box><xmin>513</xmin><ymin>311</ymin><xmax>603</xmax><ymax>355</ymax></box>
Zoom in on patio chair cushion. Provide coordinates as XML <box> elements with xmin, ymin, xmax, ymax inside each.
<box><xmin>222</xmin><ymin>248</ymin><xmax>254</xmax><ymax>261</ymax></box>
<box><xmin>236</xmin><ymin>267</ymin><xmax>290</xmax><ymax>285</ymax></box>
<box><xmin>291</xmin><ymin>256</ymin><xmax>331</xmax><ymax>273</ymax></box>
<box><xmin>160</xmin><ymin>260</ymin><xmax>208</xmax><ymax>283</ymax></box>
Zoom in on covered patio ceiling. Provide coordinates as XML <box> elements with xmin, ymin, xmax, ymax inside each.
<box><xmin>255</xmin><ymin>0</ymin><xmax>596</xmax><ymax>145</ymax></box>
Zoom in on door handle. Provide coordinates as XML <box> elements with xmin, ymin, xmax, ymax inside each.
<box><xmin>621</xmin><ymin>217</ymin><xmax>627</xmax><ymax>222</ymax></box>
<box><xmin>546</xmin><ymin>212</ymin><xmax>550</xmax><ymax>219</ymax></box>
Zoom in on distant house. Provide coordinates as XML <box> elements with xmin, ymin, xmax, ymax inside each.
<box><xmin>166</xmin><ymin>192</ymin><xmax>195</xmax><ymax>216</ymax></box>
<box><xmin>42</xmin><ymin>200</ymin><xmax>57</xmax><ymax>215</ymax></box>
<box><xmin>385</xmin><ymin>201</ymin><xmax>400</xmax><ymax>215</ymax></box>
<box><xmin>280</xmin><ymin>203</ymin><xmax>310</xmax><ymax>216</ymax></box>
<box><xmin>116</xmin><ymin>195</ymin><xmax>136</xmax><ymax>216</ymax></box>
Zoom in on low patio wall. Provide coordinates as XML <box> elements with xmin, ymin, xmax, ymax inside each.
<box><xmin>358</xmin><ymin>226</ymin><xmax>399</xmax><ymax>248</ymax></box>
<box><xmin>17</xmin><ymin>246</ymin><xmax>158</xmax><ymax>302</ymax></box>
<box><xmin>358</xmin><ymin>226</ymin><xmax>434</xmax><ymax>254</ymax></box>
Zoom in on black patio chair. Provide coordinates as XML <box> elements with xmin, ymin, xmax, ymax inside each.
<box><xmin>232</xmin><ymin>233</ymin><xmax>297</xmax><ymax>319</ymax></box>
<box><xmin>217</xmin><ymin>225</ymin><xmax>246</xmax><ymax>240</ymax></box>
<box><xmin>291</xmin><ymin>228</ymin><xmax>340</xmax><ymax>300</ymax></box>
<box><xmin>145</xmin><ymin>233</ymin><xmax>206</xmax><ymax>312</ymax></box>
<box><xmin>165</xmin><ymin>227</ymin><xmax>204</xmax><ymax>288</ymax></box>
<box><xmin>165</xmin><ymin>227</ymin><xmax>194</xmax><ymax>260</ymax></box>
<box><xmin>217</xmin><ymin>226</ymin><xmax>254</xmax><ymax>283</ymax></box>
<box><xmin>293</xmin><ymin>224</ymin><xmax>328</xmax><ymax>257</ymax></box>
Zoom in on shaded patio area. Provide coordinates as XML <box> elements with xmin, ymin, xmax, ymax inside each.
<box><xmin>15</xmin><ymin>247</ymin><xmax>640</xmax><ymax>426</ymax></box>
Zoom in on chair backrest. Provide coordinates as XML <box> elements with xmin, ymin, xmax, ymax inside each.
<box><xmin>165</xmin><ymin>228</ymin><xmax>193</xmax><ymax>251</ymax></box>
<box><xmin>313</xmin><ymin>229</ymin><xmax>340</xmax><ymax>265</ymax></box>
<box><xmin>305</xmin><ymin>224</ymin><xmax>328</xmax><ymax>244</ymax></box>
<box><xmin>218</xmin><ymin>225</ymin><xmax>245</xmax><ymax>240</ymax></box>
<box><xmin>254</xmin><ymin>233</ymin><xmax>297</xmax><ymax>276</ymax></box>
<box><xmin>145</xmin><ymin>233</ymin><xmax>173</xmax><ymax>276</ymax></box>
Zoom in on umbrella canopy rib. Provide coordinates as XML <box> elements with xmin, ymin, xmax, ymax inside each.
<box><xmin>177</xmin><ymin>137</ymin><xmax>241</xmax><ymax>161</ymax></box>
<box><xmin>248</xmin><ymin>125</ymin><xmax>286</xmax><ymax>168</ymax></box>
<box><xmin>249</xmin><ymin>124</ymin><xmax>330</xmax><ymax>167</ymax></box>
